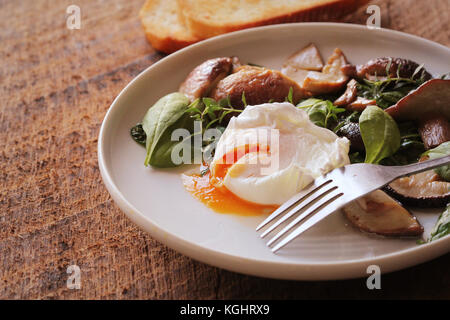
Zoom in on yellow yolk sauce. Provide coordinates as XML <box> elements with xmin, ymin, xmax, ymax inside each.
<box><xmin>182</xmin><ymin>145</ymin><xmax>278</xmax><ymax>216</ymax></box>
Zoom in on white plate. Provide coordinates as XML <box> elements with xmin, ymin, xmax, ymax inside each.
<box><xmin>98</xmin><ymin>23</ymin><xmax>450</xmax><ymax>280</ymax></box>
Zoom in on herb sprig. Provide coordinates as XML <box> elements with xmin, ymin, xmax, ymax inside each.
<box><xmin>186</xmin><ymin>96</ymin><xmax>243</xmax><ymax>134</ymax></box>
<box><xmin>297</xmin><ymin>98</ymin><xmax>346</xmax><ymax>130</ymax></box>
<box><xmin>357</xmin><ymin>60</ymin><xmax>428</xmax><ymax>109</ymax></box>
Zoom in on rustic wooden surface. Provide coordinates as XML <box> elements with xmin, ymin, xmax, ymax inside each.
<box><xmin>1</xmin><ymin>0</ymin><xmax>449</xmax><ymax>299</ymax></box>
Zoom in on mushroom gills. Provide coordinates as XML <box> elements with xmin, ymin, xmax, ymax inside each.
<box><xmin>385</xmin><ymin>79</ymin><xmax>450</xmax><ymax>150</ymax></box>
<box><xmin>343</xmin><ymin>190</ymin><xmax>424</xmax><ymax>237</ymax></box>
<box><xmin>385</xmin><ymin>169</ymin><xmax>450</xmax><ymax>208</ymax></box>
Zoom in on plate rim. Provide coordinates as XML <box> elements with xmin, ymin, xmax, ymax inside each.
<box><xmin>98</xmin><ymin>22</ymin><xmax>450</xmax><ymax>280</ymax></box>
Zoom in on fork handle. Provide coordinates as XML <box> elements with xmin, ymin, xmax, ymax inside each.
<box><xmin>388</xmin><ymin>155</ymin><xmax>450</xmax><ymax>180</ymax></box>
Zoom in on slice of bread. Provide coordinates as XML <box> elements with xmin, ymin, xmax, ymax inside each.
<box><xmin>178</xmin><ymin>0</ymin><xmax>370</xmax><ymax>38</ymax></box>
<box><xmin>139</xmin><ymin>0</ymin><xmax>202</xmax><ymax>53</ymax></box>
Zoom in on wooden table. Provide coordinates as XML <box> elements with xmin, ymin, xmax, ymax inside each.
<box><xmin>1</xmin><ymin>0</ymin><xmax>449</xmax><ymax>299</ymax></box>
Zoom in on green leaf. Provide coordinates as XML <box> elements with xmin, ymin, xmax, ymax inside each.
<box><xmin>297</xmin><ymin>98</ymin><xmax>345</xmax><ymax>129</ymax></box>
<box><xmin>429</xmin><ymin>203</ymin><xmax>450</xmax><ymax>242</ymax></box>
<box><xmin>148</xmin><ymin>113</ymin><xmax>195</xmax><ymax>167</ymax></box>
<box><xmin>142</xmin><ymin>93</ymin><xmax>190</xmax><ymax>166</ymax></box>
<box><xmin>359</xmin><ymin>105</ymin><xmax>401</xmax><ymax>164</ymax></box>
<box><xmin>130</xmin><ymin>123</ymin><xmax>146</xmax><ymax>146</ymax></box>
<box><xmin>422</xmin><ymin>141</ymin><xmax>450</xmax><ymax>181</ymax></box>
<box><xmin>297</xmin><ymin>98</ymin><xmax>324</xmax><ymax>108</ymax></box>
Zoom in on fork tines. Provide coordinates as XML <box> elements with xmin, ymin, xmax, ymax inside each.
<box><xmin>256</xmin><ymin>176</ymin><xmax>345</xmax><ymax>253</ymax></box>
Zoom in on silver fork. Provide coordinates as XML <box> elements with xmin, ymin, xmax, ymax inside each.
<box><xmin>256</xmin><ymin>155</ymin><xmax>450</xmax><ymax>253</ymax></box>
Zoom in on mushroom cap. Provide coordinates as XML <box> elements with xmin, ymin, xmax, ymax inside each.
<box><xmin>385</xmin><ymin>79</ymin><xmax>450</xmax><ymax>121</ymax></box>
<box><xmin>211</xmin><ymin>66</ymin><xmax>310</xmax><ymax>107</ymax></box>
<box><xmin>356</xmin><ymin>57</ymin><xmax>432</xmax><ymax>81</ymax></box>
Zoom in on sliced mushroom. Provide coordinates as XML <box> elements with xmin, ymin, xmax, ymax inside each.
<box><xmin>211</xmin><ymin>66</ymin><xmax>311</xmax><ymax>108</ymax></box>
<box><xmin>282</xmin><ymin>43</ymin><xmax>324</xmax><ymax>72</ymax></box>
<box><xmin>334</xmin><ymin>79</ymin><xmax>377</xmax><ymax>112</ymax></box>
<box><xmin>179</xmin><ymin>57</ymin><xmax>240</xmax><ymax>101</ymax></box>
<box><xmin>343</xmin><ymin>190</ymin><xmax>424</xmax><ymax>237</ymax></box>
<box><xmin>281</xmin><ymin>67</ymin><xmax>310</xmax><ymax>88</ymax></box>
<box><xmin>301</xmin><ymin>48</ymin><xmax>350</xmax><ymax>94</ymax></box>
<box><xmin>385</xmin><ymin>79</ymin><xmax>450</xmax><ymax>149</ymax></box>
<box><xmin>336</xmin><ymin>122</ymin><xmax>364</xmax><ymax>152</ymax></box>
<box><xmin>334</xmin><ymin>79</ymin><xmax>358</xmax><ymax>106</ymax></box>
<box><xmin>347</xmin><ymin>98</ymin><xmax>377</xmax><ymax>112</ymax></box>
<box><xmin>385</xmin><ymin>156</ymin><xmax>450</xmax><ymax>208</ymax></box>
<box><xmin>419</xmin><ymin>115</ymin><xmax>450</xmax><ymax>150</ymax></box>
<box><xmin>355</xmin><ymin>57</ymin><xmax>432</xmax><ymax>81</ymax></box>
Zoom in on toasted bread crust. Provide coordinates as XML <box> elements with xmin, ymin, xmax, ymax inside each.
<box><xmin>142</xmin><ymin>32</ymin><xmax>197</xmax><ymax>54</ymax></box>
<box><xmin>180</xmin><ymin>0</ymin><xmax>370</xmax><ymax>38</ymax></box>
<box><xmin>140</xmin><ymin>0</ymin><xmax>369</xmax><ymax>53</ymax></box>
<box><xmin>139</xmin><ymin>0</ymin><xmax>201</xmax><ymax>53</ymax></box>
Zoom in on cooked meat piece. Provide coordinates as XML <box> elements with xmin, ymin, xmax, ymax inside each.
<box><xmin>179</xmin><ymin>57</ymin><xmax>239</xmax><ymax>101</ymax></box>
<box><xmin>211</xmin><ymin>66</ymin><xmax>310</xmax><ymax>108</ymax></box>
<box><xmin>356</xmin><ymin>57</ymin><xmax>432</xmax><ymax>81</ymax></box>
<box><xmin>343</xmin><ymin>190</ymin><xmax>424</xmax><ymax>237</ymax></box>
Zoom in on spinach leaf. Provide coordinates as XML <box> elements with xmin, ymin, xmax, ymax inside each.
<box><xmin>142</xmin><ymin>93</ymin><xmax>190</xmax><ymax>166</ymax></box>
<box><xmin>359</xmin><ymin>105</ymin><xmax>401</xmax><ymax>164</ymax></box>
<box><xmin>130</xmin><ymin>123</ymin><xmax>146</xmax><ymax>146</ymax></box>
<box><xmin>297</xmin><ymin>98</ymin><xmax>345</xmax><ymax>129</ymax></box>
<box><xmin>356</xmin><ymin>66</ymin><xmax>427</xmax><ymax>109</ymax></box>
<box><xmin>429</xmin><ymin>203</ymin><xmax>450</xmax><ymax>242</ymax></box>
<box><xmin>422</xmin><ymin>142</ymin><xmax>450</xmax><ymax>181</ymax></box>
<box><xmin>381</xmin><ymin>121</ymin><xmax>425</xmax><ymax>166</ymax></box>
<box><xmin>148</xmin><ymin>113</ymin><xmax>196</xmax><ymax>167</ymax></box>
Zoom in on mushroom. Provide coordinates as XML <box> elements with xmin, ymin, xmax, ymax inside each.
<box><xmin>179</xmin><ymin>57</ymin><xmax>241</xmax><ymax>101</ymax></box>
<box><xmin>334</xmin><ymin>79</ymin><xmax>377</xmax><ymax>111</ymax></box>
<box><xmin>281</xmin><ymin>43</ymin><xmax>323</xmax><ymax>87</ymax></box>
<box><xmin>343</xmin><ymin>57</ymin><xmax>432</xmax><ymax>81</ymax></box>
<box><xmin>210</xmin><ymin>65</ymin><xmax>311</xmax><ymax>108</ymax></box>
<box><xmin>343</xmin><ymin>190</ymin><xmax>424</xmax><ymax>237</ymax></box>
<box><xmin>347</xmin><ymin>97</ymin><xmax>378</xmax><ymax>112</ymax></box>
<box><xmin>384</xmin><ymin>154</ymin><xmax>450</xmax><ymax>208</ymax></box>
<box><xmin>334</xmin><ymin>79</ymin><xmax>358</xmax><ymax>106</ymax></box>
<box><xmin>385</xmin><ymin>167</ymin><xmax>450</xmax><ymax>208</ymax></box>
<box><xmin>282</xmin><ymin>43</ymin><xmax>324</xmax><ymax>72</ymax></box>
<box><xmin>282</xmin><ymin>47</ymin><xmax>350</xmax><ymax>94</ymax></box>
<box><xmin>385</xmin><ymin>79</ymin><xmax>450</xmax><ymax>149</ymax></box>
<box><xmin>301</xmin><ymin>48</ymin><xmax>350</xmax><ymax>94</ymax></box>
<box><xmin>336</xmin><ymin>122</ymin><xmax>365</xmax><ymax>152</ymax></box>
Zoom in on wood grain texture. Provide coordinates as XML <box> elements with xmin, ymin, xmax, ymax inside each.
<box><xmin>1</xmin><ymin>0</ymin><xmax>448</xmax><ymax>299</ymax></box>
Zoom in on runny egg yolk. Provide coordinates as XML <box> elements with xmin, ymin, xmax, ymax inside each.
<box><xmin>182</xmin><ymin>144</ymin><xmax>278</xmax><ymax>216</ymax></box>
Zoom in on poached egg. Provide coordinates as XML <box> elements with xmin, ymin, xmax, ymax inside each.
<box><xmin>183</xmin><ymin>102</ymin><xmax>350</xmax><ymax>214</ymax></box>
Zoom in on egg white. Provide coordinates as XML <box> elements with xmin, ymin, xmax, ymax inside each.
<box><xmin>211</xmin><ymin>102</ymin><xmax>350</xmax><ymax>205</ymax></box>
